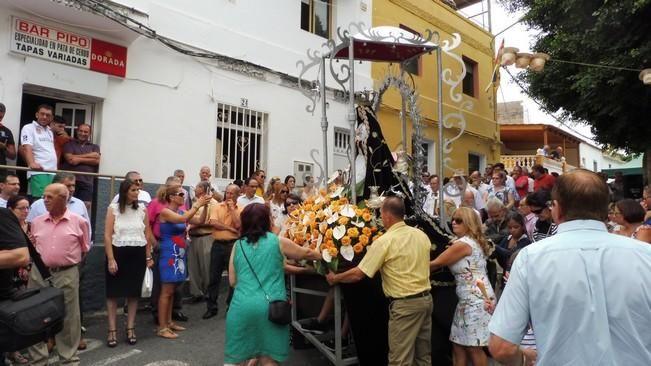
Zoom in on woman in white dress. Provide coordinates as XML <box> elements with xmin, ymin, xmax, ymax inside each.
<box><xmin>430</xmin><ymin>207</ymin><xmax>495</xmax><ymax>366</ymax></box>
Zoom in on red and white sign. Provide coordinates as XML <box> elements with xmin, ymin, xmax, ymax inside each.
<box><xmin>10</xmin><ymin>17</ymin><xmax>127</xmax><ymax>77</ymax></box>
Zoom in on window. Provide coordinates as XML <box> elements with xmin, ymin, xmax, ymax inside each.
<box><xmin>216</xmin><ymin>103</ymin><xmax>267</xmax><ymax>181</ymax></box>
<box><xmin>468</xmin><ymin>153</ymin><xmax>482</xmax><ymax>174</ymax></box>
<box><xmin>593</xmin><ymin>160</ymin><xmax>598</xmax><ymax>172</ymax></box>
<box><xmin>462</xmin><ymin>56</ymin><xmax>478</xmax><ymax>97</ymax></box>
<box><xmin>412</xmin><ymin>140</ymin><xmax>435</xmax><ymax>173</ymax></box>
<box><xmin>301</xmin><ymin>0</ymin><xmax>331</xmax><ymax>38</ymax></box>
<box><xmin>399</xmin><ymin>25</ymin><xmax>421</xmax><ymax>76</ymax></box>
<box><xmin>293</xmin><ymin>161</ymin><xmax>314</xmax><ymax>186</ymax></box>
<box><xmin>334</xmin><ymin>128</ymin><xmax>350</xmax><ymax>155</ymax></box>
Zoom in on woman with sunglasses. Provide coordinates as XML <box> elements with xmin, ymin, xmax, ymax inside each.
<box><xmin>430</xmin><ymin>207</ymin><xmax>494</xmax><ymax>366</ymax></box>
<box><xmin>270</xmin><ymin>183</ymin><xmax>289</xmax><ymax>227</ymax></box>
<box><xmin>157</xmin><ymin>185</ymin><xmax>210</xmax><ymax>339</ymax></box>
<box><xmin>527</xmin><ymin>190</ymin><xmax>557</xmax><ymax>242</ymax></box>
<box><xmin>273</xmin><ymin>193</ymin><xmax>302</xmax><ymax>237</ymax></box>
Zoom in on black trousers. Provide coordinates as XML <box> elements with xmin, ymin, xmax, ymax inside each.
<box><xmin>150</xmin><ymin>247</ymin><xmax>182</xmax><ymax>313</ymax></box>
<box><xmin>206</xmin><ymin>240</ymin><xmax>234</xmax><ymax>312</ymax></box>
<box><xmin>430</xmin><ymin>286</ymin><xmax>458</xmax><ymax>366</ymax></box>
<box><xmin>340</xmin><ymin>275</ymin><xmax>389</xmax><ymax>366</ymax></box>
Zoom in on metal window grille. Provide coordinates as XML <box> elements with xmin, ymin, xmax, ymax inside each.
<box><xmin>334</xmin><ymin>128</ymin><xmax>350</xmax><ymax>155</ymax></box>
<box><xmin>216</xmin><ymin>103</ymin><xmax>267</xmax><ymax>181</ymax></box>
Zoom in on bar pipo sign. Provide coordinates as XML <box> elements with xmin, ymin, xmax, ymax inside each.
<box><xmin>10</xmin><ymin>17</ymin><xmax>127</xmax><ymax>77</ymax></box>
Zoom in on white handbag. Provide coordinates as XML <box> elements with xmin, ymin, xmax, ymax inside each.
<box><xmin>141</xmin><ymin>268</ymin><xmax>153</xmax><ymax>298</ymax></box>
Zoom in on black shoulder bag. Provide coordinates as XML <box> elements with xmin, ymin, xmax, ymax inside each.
<box><xmin>0</xmin><ymin>229</ymin><xmax>65</xmax><ymax>352</ymax></box>
<box><xmin>238</xmin><ymin>241</ymin><xmax>292</xmax><ymax>325</ymax></box>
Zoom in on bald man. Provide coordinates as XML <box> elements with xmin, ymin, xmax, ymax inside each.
<box><xmin>27</xmin><ymin>183</ymin><xmax>90</xmax><ymax>366</ymax></box>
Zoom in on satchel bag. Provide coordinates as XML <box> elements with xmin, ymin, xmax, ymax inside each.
<box><xmin>238</xmin><ymin>241</ymin><xmax>292</xmax><ymax>325</ymax></box>
<box><xmin>0</xmin><ymin>231</ymin><xmax>65</xmax><ymax>352</ymax></box>
<box><xmin>141</xmin><ymin>268</ymin><xmax>153</xmax><ymax>298</ymax></box>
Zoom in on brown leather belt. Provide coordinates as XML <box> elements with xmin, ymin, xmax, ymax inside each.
<box><xmin>387</xmin><ymin>290</ymin><xmax>431</xmax><ymax>302</ymax></box>
<box><xmin>49</xmin><ymin>264</ymin><xmax>77</xmax><ymax>273</ymax></box>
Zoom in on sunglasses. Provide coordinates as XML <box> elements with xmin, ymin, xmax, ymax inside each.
<box><xmin>280</xmin><ymin>190</ymin><xmax>289</xmax><ymax>194</ymax></box>
<box><xmin>171</xmin><ymin>192</ymin><xmax>185</xmax><ymax>197</ymax></box>
<box><xmin>452</xmin><ymin>217</ymin><xmax>463</xmax><ymax>225</ymax></box>
<box><xmin>134</xmin><ymin>179</ymin><xmax>144</xmax><ymax>183</ymax></box>
<box><xmin>286</xmin><ymin>201</ymin><xmax>298</xmax><ymax>206</ymax></box>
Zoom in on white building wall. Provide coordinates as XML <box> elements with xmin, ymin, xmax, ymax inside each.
<box><xmin>579</xmin><ymin>143</ymin><xmax>628</xmax><ymax>172</ymax></box>
<box><xmin>0</xmin><ymin>0</ymin><xmax>373</xmax><ymax>186</ymax></box>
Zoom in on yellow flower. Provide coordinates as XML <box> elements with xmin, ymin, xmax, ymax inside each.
<box><xmin>303</xmin><ymin>203</ymin><xmax>313</xmax><ymax>211</ymax></box>
<box><xmin>311</xmin><ymin>230</ymin><xmax>320</xmax><ymax>239</ymax></box>
<box><xmin>358</xmin><ymin>235</ymin><xmax>369</xmax><ymax>246</ymax></box>
<box><xmin>328</xmin><ymin>247</ymin><xmax>338</xmax><ymax>257</ymax></box>
<box><xmin>362</xmin><ymin>227</ymin><xmax>372</xmax><ymax>237</ymax></box>
<box><xmin>353</xmin><ymin>244</ymin><xmax>364</xmax><ymax>254</ymax></box>
<box><xmin>355</xmin><ymin>208</ymin><xmax>364</xmax><ymax>217</ymax></box>
<box><xmin>339</xmin><ymin>197</ymin><xmax>349</xmax><ymax>204</ymax></box>
<box><xmin>362</xmin><ymin>213</ymin><xmax>372</xmax><ymax>222</ymax></box>
<box><xmin>319</xmin><ymin>187</ymin><xmax>328</xmax><ymax>196</ymax></box>
<box><xmin>325</xmin><ymin>240</ymin><xmax>335</xmax><ymax>248</ymax></box>
<box><xmin>338</xmin><ymin>217</ymin><xmax>350</xmax><ymax>225</ymax></box>
<box><xmin>341</xmin><ymin>236</ymin><xmax>352</xmax><ymax>246</ymax></box>
<box><xmin>347</xmin><ymin>227</ymin><xmax>360</xmax><ymax>238</ymax></box>
<box><xmin>325</xmin><ymin>229</ymin><xmax>333</xmax><ymax>239</ymax></box>
<box><xmin>320</xmin><ymin>243</ymin><xmax>329</xmax><ymax>251</ymax></box>
<box><xmin>371</xmin><ymin>226</ymin><xmax>378</xmax><ymax>233</ymax></box>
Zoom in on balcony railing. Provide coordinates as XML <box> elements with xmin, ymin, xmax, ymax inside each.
<box><xmin>500</xmin><ymin>155</ymin><xmax>576</xmax><ymax>174</ymax></box>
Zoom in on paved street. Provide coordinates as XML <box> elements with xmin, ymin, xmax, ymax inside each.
<box><xmin>76</xmin><ymin>299</ymin><xmax>333</xmax><ymax>366</ymax></box>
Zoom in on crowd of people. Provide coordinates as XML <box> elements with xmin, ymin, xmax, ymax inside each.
<box><xmin>1</xmin><ymin>101</ymin><xmax>651</xmax><ymax>365</ymax></box>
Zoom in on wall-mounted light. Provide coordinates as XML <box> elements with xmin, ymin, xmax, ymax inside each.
<box><xmin>640</xmin><ymin>69</ymin><xmax>651</xmax><ymax>85</ymax></box>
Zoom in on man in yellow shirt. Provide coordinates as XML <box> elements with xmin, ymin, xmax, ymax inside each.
<box><xmin>203</xmin><ymin>183</ymin><xmax>242</xmax><ymax>319</ymax></box>
<box><xmin>326</xmin><ymin>196</ymin><xmax>432</xmax><ymax>366</ymax></box>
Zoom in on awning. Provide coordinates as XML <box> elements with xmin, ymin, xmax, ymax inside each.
<box><xmin>330</xmin><ymin>26</ymin><xmax>436</xmax><ymax>62</ymax></box>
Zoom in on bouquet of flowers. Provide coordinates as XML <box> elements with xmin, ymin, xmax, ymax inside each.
<box><xmin>284</xmin><ymin>186</ymin><xmax>384</xmax><ymax>272</ymax></box>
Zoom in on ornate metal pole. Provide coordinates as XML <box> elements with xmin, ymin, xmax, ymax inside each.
<box><xmin>437</xmin><ymin>47</ymin><xmax>446</xmax><ymax>224</ymax></box>
<box><xmin>348</xmin><ymin>40</ymin><xmax>357</xmax><ymax>204</ymax></box>
<box><xmin>320</xmin><ymin>56</ymin><xmax>329</xmax><ymax>185</ymax></box>
<box><xmin>400</xmin><ymin>65</ymin><xmax>408</xmax><ymax>153</ymax></box>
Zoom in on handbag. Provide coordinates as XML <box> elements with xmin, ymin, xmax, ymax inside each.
<box><xmin>238</xmin><ymin>241</ymin><xmax>292</xmax><ymax>325</ymax></box>
<box><xmin>141</xmin><ymin>268</ymin><xmax>153</xmax><ymax>298</ymax></box>
<box><xmin>0</xmin><ymin>230</ymin><xmax>65</xmax><ymax>352</ymax></box>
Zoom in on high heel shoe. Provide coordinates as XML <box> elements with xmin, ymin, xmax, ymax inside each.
<box><xmin>157</xmin><ymin>327</ymin><xmax>178</xmax><ymax>339</ymax></box>
<box><xmin>126</xmin><ymin>328</ymin><xmax>137</xmax><ymax>345</ymax></box>
<box><xmin>107</xmin><ymin>329</ymin><xmax>117</xmax><ymax>348</ymax></box>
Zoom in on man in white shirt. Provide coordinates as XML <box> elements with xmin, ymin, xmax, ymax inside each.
<box><xmin>20</xmin><ymin>104</ymin><xmax>57</xmax><ymax>199</ymax></box>
<box><xmin>111</xmin><ymin>171</ymin><xmax>152</xmax><ymax>206</ymax></box>
<box><xmin>237</xmin><ymin>176</ymin><xmax>264</xmax><ymax>208</ymax></box>
<box><xmin>422</xmin><ymin>175</ymin><xmax>440</xmax><ymax>217</ymax></box>
<box><xmin>0</xmin><ymin>174</ymin><xmax>20</xmax><ymax>208</ymax></box>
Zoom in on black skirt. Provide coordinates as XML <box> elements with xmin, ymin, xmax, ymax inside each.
<box><xmin>105</xmin><ymin>245</ymin><xmax>147</xmax><ymax>299</ymax></box>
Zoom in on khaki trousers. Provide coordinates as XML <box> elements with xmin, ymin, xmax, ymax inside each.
<box><xmin>388</xmin><ymin>294</ymin><xmax>433</xmax><ymax>366</ymax></box>
<box><xmin>188</xmin><ymin>234</ymin><xmax>214</xmax><ymax>297</ymax></box>
<box><xmin>27</xmin><ymin>265</ymin><xmax>81</xmax><ymax>366</ymax></box>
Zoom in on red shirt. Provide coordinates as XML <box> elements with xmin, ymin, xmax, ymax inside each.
<box><xmin>32</xmin><ymin>209</ymin><xmax>90</xmax><ymax>267</ymax></box>
<box><xmin>534</xmin><ymin>173</ymin><xmax>556</xmax><ymax>192</ymax></box>
<box><xmin>515</xmin><ymin>175</ymin><xmax>530</xmax><ymax>200</ymax></box>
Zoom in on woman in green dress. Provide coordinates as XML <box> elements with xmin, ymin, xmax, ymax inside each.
<box><xmin>225</xmin><ymin>203</ymin><xmax>321</xmax><ymax>365</ymax></box>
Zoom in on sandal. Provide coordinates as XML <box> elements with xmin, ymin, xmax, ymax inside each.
<box><xmin>7</xmin><ymin>352</ymin><xmax>30</xmax><ymax>364</ymax></box>
<box><xmin>168</xmin><ymin>322</ymin><xmax>186</xmax><ymax>332</ymax></box>
<box><xmin>126</xmin><ymin>328</ymin><xmax>137</xmax><ymax>345</ymax></box>
<box><xmin>107</xmin><ymin>329</ymin><xmax>117</xmax><ymax>348</ymax></box>
<box><xmin>157</xmin><ymin>327</ymin><xmax>178</xmax><ymax>339</ymax></box>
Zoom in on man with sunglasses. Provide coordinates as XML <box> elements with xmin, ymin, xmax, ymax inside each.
<box><xmin>237</xmin><ymin>176</ymin><xmax>264</xmax><ymax>208</ymax></box>
<box><xmin>489</xmin><ymin>169</ymin><xmax>651</xmax><ymax>366</ymax></box>
<box><xmin>111</xmin><ymin>171</ymin><xmax>151</xmax><ymax>206</ymax></box>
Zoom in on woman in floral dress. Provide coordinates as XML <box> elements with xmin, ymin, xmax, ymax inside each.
<box><xmin>430</xmin><ymin>207</ymin><xmax>495</xmax><ymax>366</ymax></box>
<box><xmin>157</xmin><ymin>185</ymin><xmax>210</xmax><ymax>339</ymax></box>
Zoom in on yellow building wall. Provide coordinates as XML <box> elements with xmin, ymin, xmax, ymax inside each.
<box><xmin>371</xmin><ymin>0</ymin><xmax>501</xmax><ymax>175</ymax></box>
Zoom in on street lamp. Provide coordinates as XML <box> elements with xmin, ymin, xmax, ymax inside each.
<box><xmin>640</xmin><ymin>69</ymin><xmax>651</xmax><ymax>85</ymax></box>
<box><xmin>499</xmin><ymin>46</ymin><xmax>550</xmax><ymax>72</ymax></box>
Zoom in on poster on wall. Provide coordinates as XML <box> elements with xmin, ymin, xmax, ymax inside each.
<box><xmin>10</xmin><ymin>17</ymin><xmax>128</xmax><ymax>77</ymax></box>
